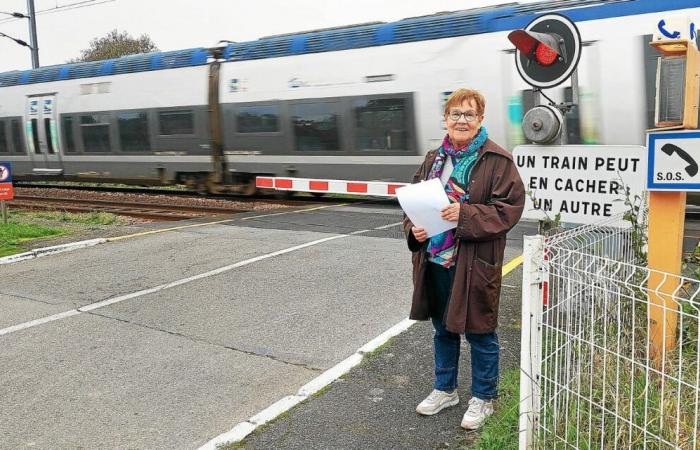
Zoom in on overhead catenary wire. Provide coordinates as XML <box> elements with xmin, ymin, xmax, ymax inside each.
<box><xmin>0</xmin><ymin>30</ymin><xmax>32</xmax><ymax>48</ymax></box>
<box><xmin>0</xmin><ymin>11</ymin><xmax>28</xmax><ymax>18</ymax></box>
<box><xmin>0</xmin><ymin>0</ymin><xmax>116</xmax><ymax>25</ymax></box>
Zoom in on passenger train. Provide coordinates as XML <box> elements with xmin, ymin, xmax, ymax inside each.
<box><xmin>0</xmin><ymin>0</ymin><xmax>698</xmax><ymax>194</ymax></box>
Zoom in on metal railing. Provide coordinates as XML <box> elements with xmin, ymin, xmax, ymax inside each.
<box><xmin>520</xmin><ymin>213</ymin><xmax>700</xmax><ymax>449</ymax></box>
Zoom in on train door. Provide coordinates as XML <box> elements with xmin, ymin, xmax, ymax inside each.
<box><xmin>26</xmin><ymin>95</ymin><xmax>63</xmax><ymax>175</ymax></box>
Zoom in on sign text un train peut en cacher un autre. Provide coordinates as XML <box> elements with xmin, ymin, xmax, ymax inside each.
<box><xmin>513</xmin><ymin>145</ymin><xmax>647</xmax><ymax>225</ymax></box>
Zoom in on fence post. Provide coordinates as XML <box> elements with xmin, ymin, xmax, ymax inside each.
<box><xmin>520</xmin><ymin>234</ymin><xmax>544</xmax><ymax>450</ymax></box>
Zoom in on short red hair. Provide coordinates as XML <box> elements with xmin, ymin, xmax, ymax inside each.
<box><xmin>443</xmin><ymin>88</ymin><xmax>486</xmax><ymax>116</ymax></box>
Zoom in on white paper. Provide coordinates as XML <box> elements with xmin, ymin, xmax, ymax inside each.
<box><xmin>395</xmin><ymin>178</ymin><xmax>456</xmax><ymax>237</ymax></box>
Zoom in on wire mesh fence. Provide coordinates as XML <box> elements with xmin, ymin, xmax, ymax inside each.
<box><xmin>520</xmin><ymin>213</ymin><xmax>700</xmax><ymax>449</ymax></box>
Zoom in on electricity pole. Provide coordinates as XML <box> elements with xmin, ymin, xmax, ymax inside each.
<box><xmin>26</xmin><ymin>0</ymin><xmax>39</xmax><ymax>68</ymax></box>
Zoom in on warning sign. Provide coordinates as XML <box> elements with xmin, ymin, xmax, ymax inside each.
<box><xmin>0</xmin><ymin>162</ymin><xmax>13</xmax><ymax>201</ymax></box>
<box><xmin>514</xmin><ymin>145</ymin><xmax>647</xmax><ymax>224</ymax></box>
<box><xmin>0</xmin><ymin>184</ymin><xmax>13</xmax><ymax>201</ymax></box>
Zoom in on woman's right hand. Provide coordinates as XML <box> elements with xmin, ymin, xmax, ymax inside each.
<box><xmin>412</xmin><ymin>226</ymin><xmax>428</xmax><ymax>243</ymax></box>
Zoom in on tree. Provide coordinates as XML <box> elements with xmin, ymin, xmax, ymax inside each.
<box><xmin>69</xmin><ymin>29</ymin><xmax>159</xmax><ymax>63</ymax></box>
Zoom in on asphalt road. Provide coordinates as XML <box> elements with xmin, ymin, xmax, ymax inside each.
<box><xmin>0</xmin><ymin>203</ymin><xmax>412</xmax><ymax>448</ymax></box>
<box><xmin>239</xmin><ymin>248</ymin><xmax>529</xmax><ymax>449</ymax></box>
<box><xmin>0</xmin><ymin>202</ymin><xmax>536</xmax><ymax>449</ymax></box>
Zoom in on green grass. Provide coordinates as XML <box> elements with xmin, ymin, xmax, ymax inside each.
<box><xmin>467</xmin><ymin>368</ymin><xmax>521</xmax><ymax>450</ymax></box>
<box><xmin>16</xmin><ymin>210</ymin><xmax>123</xmax><ymax>225</ymax></box>
<box><xmin>0</xmin><ymin>221</ymin><xmax>64</xmax><ymax>256</ymax></box>
<box><xmin>217</xmin><ymin>441</ymin><xmax>246</xmax><ymax>449</ymax></box>
<box><xmin>0</xmin><ymin>210</ymin><xmax>126</xmax><ymax>256</ymax></box>
<box><xmin>536</xmin><ymin>296</ymin><xmax>698</xmax><ymax>449</ymax></box>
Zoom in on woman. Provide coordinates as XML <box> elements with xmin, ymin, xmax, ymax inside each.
<box><xmin>403</xmin><ymin>88</ymin><xmax>525</xmax><ymax>430</ymax></box>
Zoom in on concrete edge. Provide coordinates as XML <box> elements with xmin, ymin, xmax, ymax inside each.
<box><xmin>0</xmin><ymin>238</ymin><xmax>107</xmax><ymax>265</ymax></box>
<box><xmin>197</xmin><ymin>319</ymin><xmax>418</xmax><ymax>450</ymax></box>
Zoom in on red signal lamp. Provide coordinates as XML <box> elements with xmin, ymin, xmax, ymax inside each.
<box><xmin>535</xmin><ymin>43</ymin><xmax>558</xmax><ymax>66</ymax></box>
<box><xmin>508</xmin><ymin>29</ymin><xmax>564</xmax><ymax>65</ymax></box>
<box><xmin>508</xmin><ymin>14</ymin><xmax>582</xmax><ymax>91</ymax></box>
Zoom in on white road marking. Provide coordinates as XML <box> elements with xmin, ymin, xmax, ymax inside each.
<box><xmin>198</xmin><ymin>255</ymin><xmax>525</xmax><ymax>449</ymax></box>
<box><xmin>0</xmin><ymin>221</ymin><xmax>403</xmax><ymax>337</ymax></box>
<box><xmin>0</xmin><ymin>310</ymin><xmax>81</xmax><ymax>337</ymax></box>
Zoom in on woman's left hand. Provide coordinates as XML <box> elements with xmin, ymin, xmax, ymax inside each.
<box><xmin>441</xmin><ymin>203</ymin><xmax>461</xmax><ymax>222</ymax></box>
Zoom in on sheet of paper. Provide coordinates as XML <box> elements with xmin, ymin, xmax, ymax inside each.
<box><xmin>395</xmin><ymin>178</ymin><xmax>456</xmax><ymax>238</ymax></box>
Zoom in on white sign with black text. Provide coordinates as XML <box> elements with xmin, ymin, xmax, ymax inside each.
<box><xmin>647</xmin><ymin>130</ymin><xmax>700</xmax><ymax>191</ymax></box>
<box><xmin>513</xmin><ymin>145</ymin><xmax>647</xmax><ymax>224</ymax></box>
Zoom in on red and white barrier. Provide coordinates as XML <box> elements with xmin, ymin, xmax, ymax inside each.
<box><xmin>255</xmin><ymin>177</ymin><xmax>407</xmax><ymax>197</ymax></box>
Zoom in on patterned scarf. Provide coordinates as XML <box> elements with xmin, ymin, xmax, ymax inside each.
<box><xmin>427</xmin><ymin>126</ymin><xmax>488</xmax><ymax>267</ymax></box>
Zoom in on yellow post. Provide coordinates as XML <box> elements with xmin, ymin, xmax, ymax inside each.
<box><xmin>647</xmin><ymin>191</ymin><xmax>685</xmax><ymax>362</ymax></box>
<box><xmin>646</xmin><ymin>38</ymin><xmax>698</xmax><ymax>364</ymax></box>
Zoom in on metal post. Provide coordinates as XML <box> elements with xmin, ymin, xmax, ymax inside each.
<box><xmin>557</xmin><ymin>112</ymin><xmax>568</xmax><ymax>146</ymax></box>
<box><xmin>532</xmin><ymin>89</ymin><xmax>541</xmax><ymax>109</ymax></box>
<box><xmin>569</xmin><ymin>70</ymin><xmax>579</xmax><ymax>108</ymax></box>
<box><xmin>1</xmin><ymin>201</ymin><xmax>7</xmax><ymax>224</ymax></box>
<box><xmin>26</xmin><ymin>0</ymin><xmax>39</xmax><ymax>68</ymax></box>
<box><xmin>520</xmin><ymin>234</ymin><xmax>544</xmax><ymax>450</ymax></box>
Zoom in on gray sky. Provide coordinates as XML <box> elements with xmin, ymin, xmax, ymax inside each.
<box><xmin>0</xmin><ymin>0</ymin><xmax>540</xmax><ymax>73</ymax></box>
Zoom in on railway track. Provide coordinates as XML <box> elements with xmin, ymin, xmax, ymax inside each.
<box><xmin>10</xmin><ymin>195</ymin><xmax>251</xmax><ymax>221</ymax></box>
<box><xmin>13</xmin><ymin>182</ymin><xmax>395</xmax><ymax>205</ymax></box>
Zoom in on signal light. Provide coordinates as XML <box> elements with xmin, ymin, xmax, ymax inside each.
<box><xmin>508</xmin><ymin>13</ymin><xmax>581</xmax><ymax>89</ymax></box>
<box><xmin>535</xmin><ymin>43</ymin><xmax>558</xmax><ymax>66</ymax></box>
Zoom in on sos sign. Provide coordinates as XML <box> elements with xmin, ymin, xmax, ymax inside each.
<box><xmin>647</xmin><ymin>131</ymin><xmax>700</xmax><ymax>190</ymax></box>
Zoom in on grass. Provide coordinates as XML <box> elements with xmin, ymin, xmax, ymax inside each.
<box><xmin>217</xmin><ymin>443</ymin><xmax>245</xmax><ymax>450</ymax></box>
<box><xmin>0</xmin><ymin>221</ymin><xmax>64</xmax><ymax>256</ymax></box>
<box><xmin>17</xmin><ymin>210</ymin><xmax>124</xmax><ymax>225</ymax></box>
<box><xmin>535</xmin><ymin>284</ymin><xmax>699</xmax><ymax>449</ymax></box>
<box><xmin>0</xmin><ymin>210</ymin><xmax>126</xmax><ymax>256</ymax></box>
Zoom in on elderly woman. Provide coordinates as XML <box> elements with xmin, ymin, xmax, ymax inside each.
<box><xmin>403</xmin><ymin>88</ymin><xmax>525</xmax><ymax>430</ymax></box>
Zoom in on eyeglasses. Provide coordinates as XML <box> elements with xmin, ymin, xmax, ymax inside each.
<box><xmin>447</xmin><ymin>110</ymin><xmax>479</xmax><ymax>122</ymax></box>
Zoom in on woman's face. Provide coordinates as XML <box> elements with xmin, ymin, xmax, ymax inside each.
<box><xmin>445</xmin><ymin>98</ymin><xmax>483</xmax><ymax>147</ymax></box>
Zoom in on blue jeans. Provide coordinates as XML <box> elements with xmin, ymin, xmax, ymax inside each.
<box><xmin>429</xmin><ymin>262</ymin><xmax>499</xmax><ymax>400</ymax></box>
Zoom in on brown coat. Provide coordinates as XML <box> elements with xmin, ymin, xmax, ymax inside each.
<box><xmin>403</xmin><ymin>138</ymin><xmax>525</xmax><ymax>334</ymax></box>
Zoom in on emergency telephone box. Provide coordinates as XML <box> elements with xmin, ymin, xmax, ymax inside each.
<box><xmin>651</xmin><ymin>39</ymin><xmax>700</xmax><ymax>129</ymax></box>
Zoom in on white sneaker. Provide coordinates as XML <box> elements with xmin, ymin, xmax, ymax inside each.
<box><xmin>460</xmin><ymin>397</ymin><xmax>494</xmax><ymax>430</ymax></box>
<box><xmin>416</xmin><ymin>389</ymin><xmax>459</xmax><ymax>415</ymax></box>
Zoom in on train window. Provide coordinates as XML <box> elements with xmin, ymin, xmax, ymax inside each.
<box><xmin>11</xmin><ymin>119</ymin><xmax>24</xmax><ymax>154</ymax></box>
<box><xmin>237</xmin><ymin>105</ymin><xmax>279</xmax><ymax>133</ymax></box>
<box><xmin>118</xmin><ymin>111</ymin><xmax>150</xmax><ymax>152</ymax></box>
<box><xmin>159</xmin><ymin>110</ymin><xmax>194</xmax><ymax>135</ymax></box>
<box><xmin>354</xmin><ymin>98</ymin><xmax>408</xmax><ymax>150</ymax></box>
<box><xmin>292</xmin><ymin>103</ymin><xmax>340</xmax><ymax>151</ymax></box>
<box><xmin>80</xmin><ymin>114</ymin><xmax>112</xmax><ymax>153</ymax></box>
<box><xmin>31</xmin><ymin>118</ymin><xmax>41</xmax><ymax>154</ymax></box>
<box><xmin>62</xmin><ymin>116</ymin><xmax>76</xmax><ymax>153</ymax></box>
<box><xmin>0</xmin><ymin>122</ymin><xmax>7</xmax><ymax>153</ymax></box>
<box><xmin>44</xmin><ymin>118</ymin><xmax>55</xmax><ymax>154</ymax></box>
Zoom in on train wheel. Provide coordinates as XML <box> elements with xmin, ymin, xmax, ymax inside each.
<box><xmin>196</xmin><ymin>177</ymin><xmax>210</xmax><ymax>195</ymax></box>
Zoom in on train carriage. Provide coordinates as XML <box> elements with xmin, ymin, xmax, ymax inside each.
<box><xmin>0</xmin><ymin>0</ymin><xmax>698</xmax><ymax>194</ymax></box>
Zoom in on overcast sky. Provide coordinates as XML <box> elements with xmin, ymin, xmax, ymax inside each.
<box><xmin>0</xmin><ymin>0</ymin><xmax>542</xmax><ymax>73</ymax></box>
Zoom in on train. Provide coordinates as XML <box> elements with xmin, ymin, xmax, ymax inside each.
<box><xmin>0</xmin><ymin>0</ymin><xmax>698</xmax><ymax>195</ymax></box>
